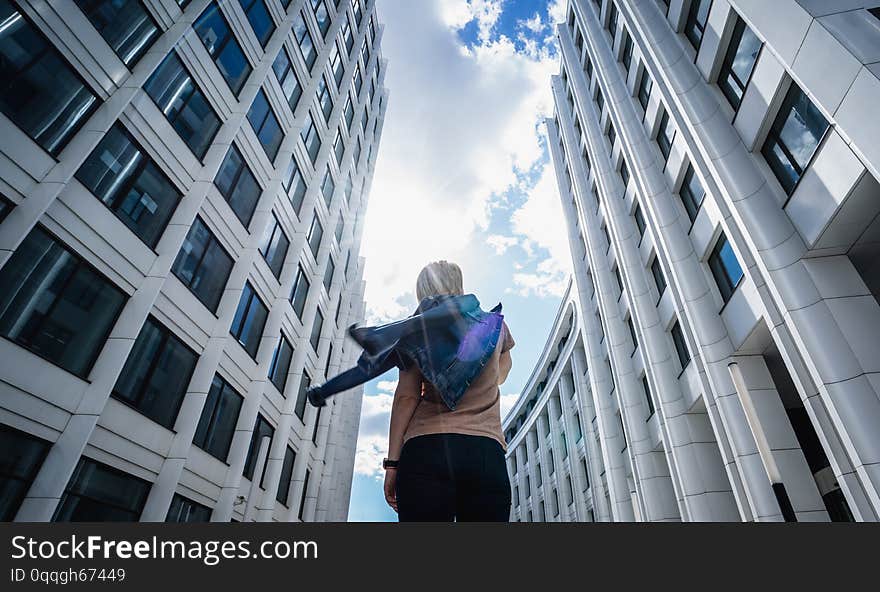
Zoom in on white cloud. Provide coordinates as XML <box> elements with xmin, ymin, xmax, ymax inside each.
<box><xmin>364</xmin><ymin>0</ymin><xmax>561</xmax><ymax>322</ymax></box>
<box><xmin>486</xmin><ymin>234</ymin><xmax>519</xmax><ymax>255</ymax></box>
<box><xmin>500</xmin><ymin>392</ymin><xmax>519</xmax><ymax>421</ymax></box>
<box><xmin>520</xmin><ymin>12</ymin><xmax>545</xmax><ymax>35</ymax></box>
<box><xmin>353</xmin><ymin>393</ymin><xmax>393</xmax><ymax>480</ymax></box>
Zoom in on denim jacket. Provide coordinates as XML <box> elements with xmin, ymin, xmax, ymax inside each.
<box><xmin>307</xmin><ymin>294</ymin><xmax>504</xmax><ymax>410</ymax></box>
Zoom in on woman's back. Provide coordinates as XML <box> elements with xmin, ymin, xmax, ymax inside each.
<box><xmin>403</xmin><ymin>321</ymin><xmax>514</xmax><ymax>450</ymax></box>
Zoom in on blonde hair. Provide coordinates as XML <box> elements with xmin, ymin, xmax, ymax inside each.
<box><xmin>416</xmin><ymin>261</ymin><xmax>464</xmax><ymax>301</ymax></box>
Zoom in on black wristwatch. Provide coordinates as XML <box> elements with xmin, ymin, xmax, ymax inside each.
<box><xmin>382</xmin><ymin>458</ymin><xmax>399</xmax><ymax>470</ymax></box>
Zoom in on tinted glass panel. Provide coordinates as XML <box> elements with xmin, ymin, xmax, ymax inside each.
<box><xmin>309</xmin><ymin>309</ymin><xmax>323</xmax><ymax>351</ymax></box>
<box><xmin>290</xmin><ymin>266</ymin><xmax>309</xmax><ymax>319</ymax></box>
<box><xmin>268</xmin><ymin>334</ymin><xmax>293</xmax><ymax>394</ymax></box>
<box><xmin>283</xmin><ymin>158</ymin><xmax>307</xmax><ymax>213</ymax></box>
<box><xmin>679</xmin><ymin>164</ymin><xmax>705</xmax><ymax>223</ymax></box>
<box><xmin>238</xmin><ymin>0</ymin><xmax>274</xmax><ymax>48</ymax></box>
<box><xmin>718</xmin><ymin>16</ymin><xmax>761</xmax><ymax>109</ymax></box>
<box><xmin>294</xmin><ymin>12</ymin><xmax>317</xmax><ymax>69</ymax></box>
<box><xmin>170</xmin><ymin>217</ymin><xmax>234</xmax><ymax>313</ymax></box>
<box><xmin>307</xmin><ymin>215</ymin><xmax>323</xmax><ymax>258</ymax></box>
<box><xmin>76</xmin><ymin>123</ymin><xmax>181</xmax><ymax>248</ymax></box>
<box><xmin>54</xmin><ymin>458</ymin><xmax>150</xmax><ymax>522</ymax></box>
<box><xmin>276</xmin><ymin>446</ymin><xmax>296</xmax><ymax>504</ymax></box>
<box><xmin>215</xmin><ymin>144</ymin><xmax>260</xmax><ymax>228</ymax></box>
<box><xmin>166</xmin><ymin>494</ymin><xmax>212</xmax><ymax>522</ymax></box>
<box><xmin>193</xmin><ymin>374</ymin><xmax>243</xmax><ymax>461</ymax></box>
<box><xmin>259</xmin><ymin>214</ymin><xmax>289</xmax><ymax>279</ymax></box>
<box><xmin>230</xmin><ymin>282</ymin><xmax>268</xmax><ymax>359</ymax></box>
<box><xmin>193</xmin><ymin>3</ymin><xmax>252</xmax><ymax>95</ymax></box>
<box><xmin>144</xmin><ymin>53</ymin><xmax>221</xmax><ymax>160</ymax></box>
<box><xmin>295</xmin><ymin>372</ymin><xmax>310</xmax><ymax>421</ymax></box>
<box><xmin>113</xmin><ymin>317</ymin><xmax>198</xmax><ymax>429</ymax></box>
<box><xmin>0</xmin><ymin>0</ymin><xmax>100</xmax><ymax>155</ymax></box>
<box><xmin>272</xmin><ymin>47</ymin><xmax>302</xmax><ymax>111</ymax></box>
<box><xmin>247</xmin><ymin>89</ymin><xmax>283</xmax><ymax>161</ymax></box>
<box><xmin>0</xmin><ymin>227</ymin><xmax>126</xmax><ymax>377</ymax></box>
<box><xmin>708</xmin><ymin>234</ymin><xmax>744</xmax><ymax>303</ymax></box>
<box><xmin>75</xmin><ymin>0</ymin><xmax>159</xmax><ymax>67</ymax></box>
<box><xmin>242</xmin><ymin>414</ymin><xmax>274</xmax><ymax>483</ymax></box>
<box><xmin>0</xmin><ymin>425</ymin><xmax>50</xmax><ymax>521</ymax></box>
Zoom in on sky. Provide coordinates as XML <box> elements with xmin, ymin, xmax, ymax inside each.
<box><xmin>346</xmin><ymin>0</ymin><xmax>569</xmax><ymax>522</ymax></box>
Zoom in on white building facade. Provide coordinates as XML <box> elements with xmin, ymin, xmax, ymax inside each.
<box><xmin>0</xmin><ymin>0</ymin><xmax>387</xmax><ymax>522</ymax></box>
<box><xmin>506</xmin><ymin>0</ymin><xmax>880</xmax><ymax>521</ymax></box>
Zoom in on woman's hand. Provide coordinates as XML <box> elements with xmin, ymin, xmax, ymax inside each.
<box><xmin>384</xmin><ymin>468</ymin><xmax>398</xmax><ymax>512</ymax></box>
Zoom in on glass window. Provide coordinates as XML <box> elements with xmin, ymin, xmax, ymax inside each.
<box><xmin>323</xmin><ymin>256</ymin><xmax>335</xmax><ymax>292</ymax></box>
<box><xmin>608</xmin><ymin>122</ymin><xmax>616</xmax><ymax>147</ymax></box>
<box><xmin>54</xmin><ymin>458</ymin><xmax>150</xmax><ymax>522</ymax></box>
<box><xmin>718</xmin><ymin>16</ymin><xmax>761</xmax><ymax>109</ymax></box>
<box><xmin>295</xmin><ymin>372</ymin><xmax>311</xmax><ymax>421</ymax></box>
<box><xmin>290</xmin><ymin>265</ymin><xmax>310</xmax><ymax>319</ymax></box>
<box><xmin>0</xmin><ymin>193</ymin><xmax>13</xmax><ymax>223</ymax></box>
<box><xmin>627</xmin><ymin>317</ymin><xmax>638</xmax><ymax>353</ymax></box>
<box><xmin>316</xmin><ymin>75</ymin><xmax>333</xmax><ymax>123</ymax></box>
<box><xmin>353</xmin><ymin>64</ymin><xmax>363</xmax><ymax>96</ymax></box>
<box><xmin>243</xmin><ymin>414</ymin><xmax>275</xmax><ymax>484</ymax></box>
<box><xmin>276</xmin><ymin>445</ymin><xmax>296</xmax><ymax>505</ymax></box>
<box><xmin>651</xmin><ymin>258</ymin><xmax>666</xmax><ymax>297</ymax></box>
<box><xmin>621</xmin><ymin>32</ymin><xmax>633</xmax><ymax>73</ymax></box>
<box><xmin>230</xmin><ymin>282</ymin><xmax>269</xmax><ymax>359</ymax></box>
<box><xmin>634</xmin><ymin>203</ymin><xmax>646</xmax><ymax>237</ymax></box>
<box><xmin>76</xmin><ymin>122</ymin><xmax>181</xmax><ymax>248</ymax></box>
<box><xmin>708</xmin><ymin>233</ymin><xmax>744</xmax><ymax>303</ymax></box>
<box><xmin>353</xmin><ymin>137</ymin><xmax>362</xmax><ymax>169</ymax></box>
<box><xmin>193</xmin><ymin>3</ymin><xmax>251</xmax><ymax>95</ymax></box>
<box><xmin>310</xmin><ymin>0</ymin><xmax>330</xmax><ymax>37</ymax></box>
<box><xmin>113</xmin><ymin>317</ymin><xmax>198</xmax><ymax>430</ymax></box>
<box><xmin>238</xmin><ymin>0</ymin><xmax>274</xmax><ymax>48</ymax></box>
<box><xmin>685</xmin><ymin>0</ymin><xmax>711</xmax><ymax>50</ymax></box>
<box><xmin>321</xmin><ymin>166</ymin><xmax>335</xmax><ymax>206</ymax></box>
<box><xmin>144</xmin><ymin>52</ymin><xmax>222</xmax><ymax>160</ymax></box>
<box><xmin>193</xmin><ymin>374</ymin><xmax>244</xmax><ymax>462</ymax></box>
<box><xmin>307</xmin><ymin>214</ymin><xmax>323</xmax><ymax>259</ymax></box>
<box><xmin>310</xmin><ymin>309</ymin><xmax>324</xmax><ymax>351</ymax></box>
<box><xmin>637</xmin><ymin>70</ymin><xmax>652</xmax><ymax>111</ymax></box>
<box><xmin>620</xmin><ymin>158</ymin><xmax>629</xmax><ymax>187</ymax></box>
<box><xmin>657</xmin><ymin>109</ymin><xmax>675</xmax><ymax>162</ymax></box>
<box><xmin>301</xmin><ymin>112</ymin><xmax>321</xmax><ymax>165</ymax></box>
<box><xmin>344</xmin><ymin>173</ymin><xmax>354</xmax><ymax>204</ymax></box>
<box><xmin>293</xmin><ymin>11</ymin><xmax>317</xmax><ymax>70</ymax></box>
<box><xmin>585</xmin><ymin>55</ymin><xmax>593</xmax><ymax>80</ymax></box>
<box><xmin>259</xmin><ymin>214</ymin><xmax>289</xmax><ymax>279</ymax></box>
<box><xmin>214</xmin><ymin>144</ymin><xmax>261</xmax><ymax>227</ymax></box>
<box><xmin>0</xmin><ymin>226</ymin><xmax>126</xmax><ymax>377</ymax></box>
<box><xmin>171</xmin><ymin>217</ymin><xmax>234</xmax><ymax>313</ymax></box>
<box><xmin>0</xmin><ymin>425</ymin><xmax>50</xmax><ymax>521</ymax></box>
<box><xmin>360</xmin><ymin>38</ymin><xmax>369</xmax><ymax>67</ymax></box>
<box><xmin>334</xmin><ymin>291</ymin><xmax>343</xmax><ymax>324</ymax></box>
<box><xmin>342</xmin><ymin>12</ymin><xmax>354</xmax><ymax>54</ymax></box>
<box><xmin>333</xmin><ymin>129</ymin><xmax>345</xmax><ymax>165</ymax></box>
<box><xmin>595</xmin><ymin>87</ymin><xmax>604</xmax><ymax>116</ymax></box>
<box><xmin>344</xmin><ymin>94</ymin><xmax>355</xmax><ymax>130</ymax></box>
<box><xmin>334</xmin><ymin>218</ymin><xmax>343</xmax><ymax>244</ymax></box>
<box><xmin>283</xmin><ymin>157</ymin><xmax>308</xmax><ymax>214</ymax></box>
<box><xmin>323</xmin><ymin>44</ymin><xmax>341</xmax><ymax>91</ymax></box>
<box><xmin>679</xmin><ymin>163</ymin><xmax>705</xmax><ymax>223</ymax></box>
<box><xmin>268</xmin><ymin>334</ymin><xmax>294</xmax><ymax>394</ymax></box>
<box><xmin>353</xmin><ymin>0</ymin><xmax>363</xmax><ymax>26</ymax></box>
<box><xmin>671</xmin><ymin>320</ymin><xmax>690</xmax><ymax>370</ymax></box>
<box><xmin>166</xmin><ymin>494</ymin><xmax>212</xmax><ymax>522</ymax></box>
<box><xmin>607</xmin><ymin>2</ymin><xmax>618</xmax><ymax>40</ymax></box>
<box><xmin>247</xmin><ymin>89</ymin><xmax>283</xmax><ymax>161</ymax></box>
<box><xmin>761</xmin><ymin>83</ymin><xmax>829</xmax><ymax>195</ymax></box>
<box><xmin>74</xmin><ymin>0</ymin><xmax>159</xmax><ymax>68</ymax></box>
<box><xmin>272</xmin><ymin>47</ymin><xmax>302</xmax><ymax>112</ymax></box>
<box><xmin>642</xmin><ymin>375</ymin><xmax>655</xmax><ymax>417</ymax></box>
<box><xmin>298</xmin><ymin>468</ymin><xmax>310</xmax><ymax>520</ymax></box>
<box><xmin>0</xmin><ymin>0</ymin><xmax>100</xmax><ymax>155</ymax></box>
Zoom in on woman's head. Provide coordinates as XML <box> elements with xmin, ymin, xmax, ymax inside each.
<box><xmin>416</xmin><ymin>261</ymin><xmax>464</xmax><ymax>301</ymax></box>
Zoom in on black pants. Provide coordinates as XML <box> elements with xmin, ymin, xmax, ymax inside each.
<box><xmin>396</xmin><ymin>433</ymin><xmax>511</xmax><ymax>522</ymax></box>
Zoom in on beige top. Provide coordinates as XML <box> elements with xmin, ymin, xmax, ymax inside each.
<box><xmin>403</xmin><ymin>322</ymin><xmax>515</xmax><ymax>451</ymax></box>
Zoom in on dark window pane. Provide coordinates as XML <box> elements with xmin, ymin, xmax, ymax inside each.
<box><xmin>247</xmin><ymin>89</ymin><xmax>283</xmax><ymax>161</ymax></box>
<box><xmin>290</xmin><ymin>265</ymin><xmax>310</xmax><ymax>319</ymax></box>
<box><xmin>0</xmin><ymin>227</ymin><xmax>126</xmax><ymax>377</ymax></box>
<box><xmin>230</xmin><ymin>282</ymin><xmax>268</xmax><ymax>359</ymax></box>
<box><xmin>193</xmin><ymin>374</ymin><xmax>243</xmax><ymax>461</ymax></box>
<box><xmin>718</xmin><ymin>16</ymin><xmax>761</xmax><ymax>109</ymax></box>
<box><xmin>171</xmin><ymin>217</ymin><xmax>234</xmax><ymax>313</ymax></box>
<box><xmin>307</xmin><ymin>214</ymin><xmax>323</xmax><ymax>258</ymax></box>
<box><xmin>293</xmin><ymin>12</ymin><xmax>317</xmax><ymax>70</ymax></box>
<box><xmin>643</xmin><ymin>376</ymin><xmax>655</xmax><ymax>417</ymax></box>
<box><xmin>283</xmin><ymin>158</ymin><xmax>308</xmax><ymax>213</ymax></box>
<box><xmin>194</xmin><ymin>2</ymin><xmax>252</xmax><ymax>95</ymax></box>
<box><xmin>113</xmin><ymin>317</ymin><xmax>198</xmax><ymax>429</ymax></box>
<box><xmin>242</xmin><ymin>414</ymin><xmax>275</xmax><ymax>484</ymax></box>
<box><xmin>76</xmin><ymin>123</ymin><xmax>181</xmax><ymax>248</ymax></box>
<box><xmin>276</xmin><ymin>445</ymin><xmax>296</xmax><ymax>505</ymax></box>
<box><xmin>298</xmin><ymin>468</ymin><xmax>310</xmax><ymax>520</ymax></box>
<box><xmin>323</xmin><ymin>256</ymin><xmax>335</xmax><ymax>292</ymax></box>
<box><xmin>0</xmin><ymin>194</ymin><xmax>13</xmax><ymax>223</ymax></box>
<box><xmin>301</xmin><ymin>113</ymin><xmax>321</xmax><ymax>164</ymax></box>
<box><xmin>634</xmin><ymin>203</ymin><xmax>646</xmax><ymax>237</ymax></box>
<box><xmin>238</xmin><ymin>0</ymin><xmax>274</xmax><ymax>48</ymax></box>
<box><xmin>761</xmin><ymin>84</ymin><xmax>829</xmax><ymax>195</ymax></box>
<box><xmin>294</xmin><ymin>372</ymin><xmax>311</xmax><ymax>421</ymax></box>
<box><xmin>651</xmin><ymin>258</ymin><xmax>666</xmax><ymax>297</ymax></box>
<box><xmin>272</xmin><ymin>47</ymin><xmax>302</xmax><ymax>111</ymax></box>
<box><xmin>259</xmin><ymin>214</ymin><xmax>289</xmax><ymax>279</ymax></box>
<box><xmin>0</xmin><ymin>425</ymin><xmax>50</xmax><ymax>521</ymax></box>
<box><xmin>144</xmin><ymin>53</ymin><xmax>221</xmax><ymax>160</ymax></box>
<box><xmin>166</xmin><ymin>494</ymin><xmax>212</xmax><ymax>522</ymax></box>
<box><xmin>75</xmin><ymin>0</ymin><xmax>159</xmax><ymax>67</ymax></box>
<box><xmin>309</xmin><ymin>309</ymin><xmax>323</xmax><ymax>351</ymax></box>
<box><xmin>214</xmin><ymin>144</ymin><xmax>261</xmax><ymax>228</ymax></box>
<box><xmin>685</xmin><ymin>0</ymin><xmax>711</xmax><ymax>50</ymax></box>
<box><xmin>321</xmin><ymin>166</ymin><xmax>335</xmax><ymax>206</ymax></box>
<box><xmin>708</xmin><ymin>233</ymin><xmax>744</xmax><ymax>303</ymax></box>
<box><xmin>0</xmin><ymin>0</ymin><xmax>100</xmax><ymax>155</ymax></box>
<box><xmin>657</xmin><ymin>110</ymin><xmax>675</xmax><ymax>162</ymax></box>
<box><xmin>310</xmin><ymin>0</ymin><xmax>330</xmax><ymax>37</ymax></box>
<box><xmin>671</xmin><ymin>320</ymin><xmax>690</xmax><ymax>369</ymax></box>
<box><xmin>638</xmin><ymin>71</ymin><xmax>652</xmax><ymax>111</ymax></box>
<box><xmin>268</xmin><ymin>334</ymin><xmax>293</xmax><ymax>394</ymax></box>
<box><xmin>316</xmin><ymin>75</ymin><xmax>333</xmax><ymax>123</ymax></box>
<box><xmin>679</xmin><ymin>163</ymin><xmax>705</xmax><ymax>222</ymax></box>
<box><xmin>54</xmin><ymin>458</ymin><xmax>150</xmax><ymax>522</ymax></box>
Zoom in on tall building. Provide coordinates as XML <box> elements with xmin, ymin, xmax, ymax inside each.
<box><xmin>506</xmin><ymin>0</ymin><xmax>880</xmax><ymax>521</ymax></box>
<box><xmin>0</xmin><ymin>0</ymin><xmax>387</xmax><ymax>522</ymax></box>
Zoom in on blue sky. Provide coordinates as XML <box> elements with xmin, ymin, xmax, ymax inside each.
<box><xmin>348</xmin><ymin>0</ymin><xmax>568</xmax><ymax>522</ymax></box>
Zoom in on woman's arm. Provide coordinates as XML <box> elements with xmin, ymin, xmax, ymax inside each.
<box><xmin>384</xmin><ymin>366</ymin><xmax>422</xmax><ymax>512</ymax></box>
